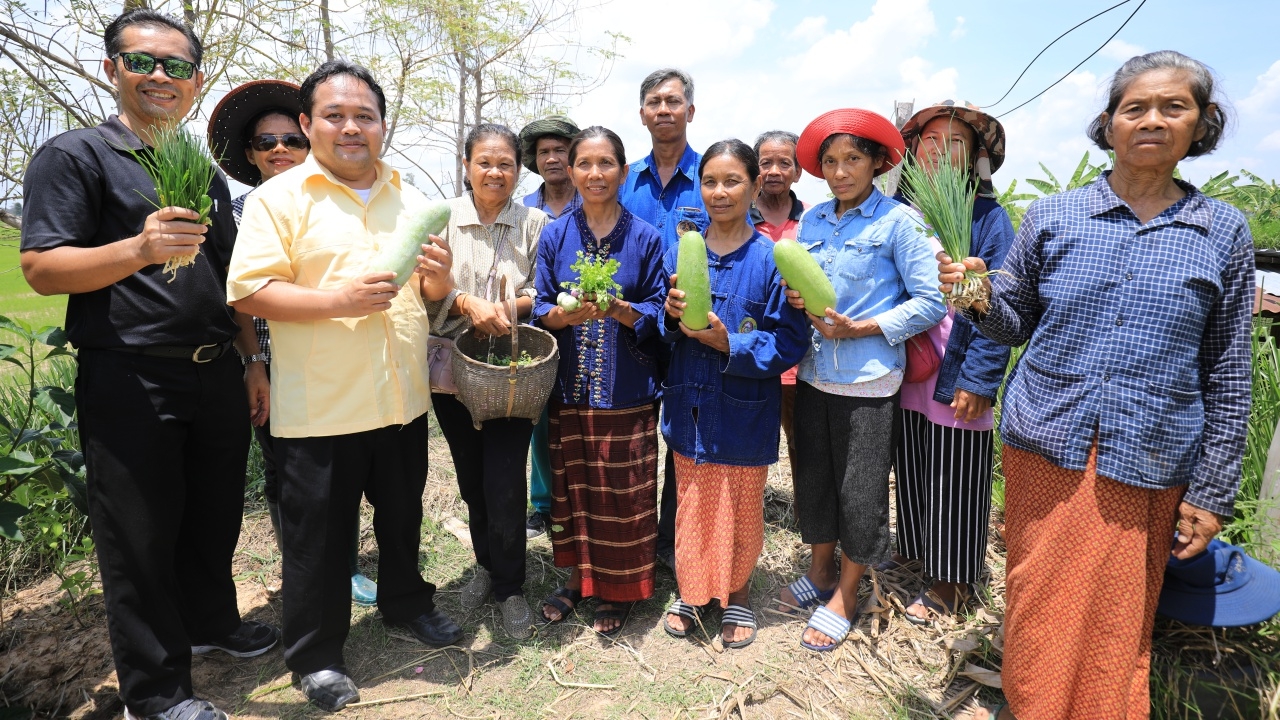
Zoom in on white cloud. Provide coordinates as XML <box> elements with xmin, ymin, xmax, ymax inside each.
<box><xmin>789</xmin><ymin>15</ymin><xmax>828</xmax><ymax>42</ymax></box>
<box><xmin>995</xmin><ymin>71</ymin><xmax>1106</xmax><ymax>191</ymax></box>
<box><xmin>1098</xmin><ymin>38</ymin><xmax>1144</xmax><ymax>62</ymax></box>
<box><xmin>950</xmin><ymin>16</ymin><xmax>966</xmax><ymax>40</ymax></box>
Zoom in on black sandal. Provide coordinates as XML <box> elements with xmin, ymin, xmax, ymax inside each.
<box><xmin>592</xmin><ymin>601</ymin><xmax>633</xmax><ymax>638</ymax></box>
<box><xmin>540</xmin><ymin>586</ymin><xmax>581</xmax><ymax>624</ymax></box>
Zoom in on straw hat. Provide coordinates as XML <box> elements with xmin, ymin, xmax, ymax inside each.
<box><xmin>796</xmin><ymin>109</ymin><xmax>906</xmax><ymax>179</ymax></box>
<box><xmin>207</xmin><ymin>80</ymin><xmax>303</xmax><ymax>186</ymax></box>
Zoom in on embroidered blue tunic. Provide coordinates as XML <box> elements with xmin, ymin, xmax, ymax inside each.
<box><xmin>659</xmin><ymin>233</ymin><xmax>810</xmax><ymax>466</ymax></box>
<box><xmin>533</xmin><ymin>207</ymin><xmax>667</xmax><ymax>409</ymax></box>
<box><xmin>970</xmin><ymin>174</ymin><xmax>1253</xmax><ymax>517</ymax></box>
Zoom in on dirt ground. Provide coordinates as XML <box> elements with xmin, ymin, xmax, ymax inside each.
<box><xmin>1</xmin><ymin>426</ymin><xmax>1011</xmax><ymax>720</ymax></box>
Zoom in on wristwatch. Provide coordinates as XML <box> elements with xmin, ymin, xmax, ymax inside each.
<box><xmin>241</xmin><ymin>353</ymin><xmax>268</xmax><ymax>365</ymax></box>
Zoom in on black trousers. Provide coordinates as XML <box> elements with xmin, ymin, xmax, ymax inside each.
<box><xmin>276</xmin><ymin>413</ymin><xmax>436</xmax><ymax>675</ymax></box>
<box><xmin>793</xmin><ymin>382</ymin><xmax>898</xmax><ymax>565</ymax></box>
<box><xmin>432</xmin><ymin>393</ymin><xmax>532</xmax><ymax>601</ymax></box>
<box><xmin>77</xmin><ymin>349</ymin><xmax>248</xmax><ymax>717</ymax></box>
<box><xmin>655</xmin><ymin>350</ymin><xmax>677</xmax><ymax>558</ymax></box>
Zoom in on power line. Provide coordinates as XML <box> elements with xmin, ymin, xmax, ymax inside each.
<box><xmin>980</xmin><ymin>0</ymin><xmax>1136</xmax><ymax>110</ymax></box>
<box><xmin>996</xmin><ymin>0</ymin><xmax>1148</xmax><ymax>119</ymax></box>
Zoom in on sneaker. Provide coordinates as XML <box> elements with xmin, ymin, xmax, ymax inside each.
<box><xmin>191</xmin><ymin>620</ymin><xmax>280</xmax><ymax>658</ymax></box>
<box><xmin>525</xmin><ymin>511</ymin><xmax>551</xmax><ymax>539</ymax></box>
<box><xmin>498</xmin><ymin>595</ymin><xmax>535</xmax><ymax>639</ymax></box>
<box><xmin>124</xmin><ymin>698</ymin><xmax>227</xmax><ymax>720</ymax></box>
<box><xmin>351</xmin><ymin>573</ymin><xmax>378</xmax><ymax>606</ymax></box>
<box><xmin>460</xmin><ymin>567</ymin><xmax>492</xmax><ymax>610</ymax></box>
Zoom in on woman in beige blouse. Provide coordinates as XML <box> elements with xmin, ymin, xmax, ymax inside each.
<box><xmin>425</xmin><ymin>123</ymin><xmax>549</xmax><ymax>639</ymax></box>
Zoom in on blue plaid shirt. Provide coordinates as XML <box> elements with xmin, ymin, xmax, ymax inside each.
<box><xmin>973</xmin><ymin>173</ymin><xmax>1253</xmax><ymax>517</ymax></box>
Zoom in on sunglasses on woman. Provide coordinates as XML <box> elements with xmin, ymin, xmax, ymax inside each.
<box><xmin>250</xmin><ymin>133</ymin><xmax>310</xmax><ymax>152</ymax></box>
<box><xmin>112</xmin><ymin>51</ymin><xmax>198</xmax><ymax>80</ymax></box>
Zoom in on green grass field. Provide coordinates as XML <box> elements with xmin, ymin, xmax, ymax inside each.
<box><xmin>0</xmin><ymin>225</ymin><xmax>67</xmax><ymax>331</ymax></box>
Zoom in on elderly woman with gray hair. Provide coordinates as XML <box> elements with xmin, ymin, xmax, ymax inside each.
<box><xmin>939</xmin><ymin>51</ymin><xmax>1252</xmax><ymax>720</ymax></box>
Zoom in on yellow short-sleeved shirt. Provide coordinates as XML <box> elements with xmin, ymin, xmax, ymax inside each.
<box><xmin>227</xmin><ymin>155</ymin><xmax>432</xmax><ymax>438</ymax></box>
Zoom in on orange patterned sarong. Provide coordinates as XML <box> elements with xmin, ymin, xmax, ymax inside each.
<box><xmin>1001</xmin><ymin>441</ymin><xmax>1184</xmax><ymax>720</ymax></box>
<box><xmin>672</xmin><ymin>453</ymin><xmax>768</xmax><ymax>607</ymax></box>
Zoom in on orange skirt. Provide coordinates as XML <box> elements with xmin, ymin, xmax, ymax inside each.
<box><xmin>1001</xmin><ymin>441</ymin><xmax>1184</xmax><ymax>720</ymax></box>
<box><xmin>672</xmin><ymin>453</ymin><xmax>768</xmax><ymax>607</ymax></box>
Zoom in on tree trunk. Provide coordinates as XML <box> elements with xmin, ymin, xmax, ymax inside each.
<box><xmin>0</xmin><ymin>208</ymin><xmax>20</xmax><ymax>230</ymax></box>
<box><xmin>320</xmin><ymin>0</ymin><xmax>334</xmax><ymax>62</ymax></box>
<box><xmin>454</xmin><ymin>52</ymin><xmax>468</xmax><ymax>196</ymax></box>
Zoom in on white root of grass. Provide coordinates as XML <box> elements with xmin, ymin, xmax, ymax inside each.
<box><xmin>947</xmin><ymin>272</ymin><xmax>991</xmax><ymax>313</ymax></box>
<box><xmin>162</xmin><ymin>250</ymin><xmax>199</xmax><ymax>283</ymax></box>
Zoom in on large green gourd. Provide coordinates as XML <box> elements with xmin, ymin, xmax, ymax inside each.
<box><xmin>676</xmin><ymin>230</ymin><xmax>712</xmax><ymax>330</ymax></box>
<box><xmin>371</xmin><ymin>201</ymin><xmax>452</xmax><ymax>286</ymax></box>
<box><xmin>773</xmin><ymin>238</ymin><xmax>836</xmax><ymax>317</ymax></box>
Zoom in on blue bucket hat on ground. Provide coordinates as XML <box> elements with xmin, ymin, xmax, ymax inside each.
<box><xmin>1156</xmin><ymin>539</ymin><xmax>1280</xmax><ymax>627</ymax></box>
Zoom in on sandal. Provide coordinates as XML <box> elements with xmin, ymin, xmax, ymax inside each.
<box><xmin>800</xmin><ymin>606</ymin><xmax>852</xmax><ymax>652</ymax></box>
<box><xmin>663</xmin><ymin>599</ymin><xmax>702</xmax><ymax>638</ymax></box>
<box><xmin>720</xmin><ymin>604</ymin><xmax>757</xmax><ymax>649</ymax></box>
<box><xmin>904</xmin><ymin>583</ymin><xmax>971</xmax><ymax>627</ymax></box>
<box><xmin>777</xmin><ymin>575</ymin><xmax>836</xmax><ymax>615</ymax></box>
<box><xmin>592</xmin><ymin>601</ymin><xmax>632</xmax><ymax>638</ymax></box>
<box><xmin>540</xmin><ymin>586</ymin><xmax>581</xmax><ymax>624</ymax></box>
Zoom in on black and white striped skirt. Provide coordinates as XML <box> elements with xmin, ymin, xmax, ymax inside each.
<box><xmin>891</xmin><ymin>407</ymin><xmax>994</xmax><ymax>584</ymax></box>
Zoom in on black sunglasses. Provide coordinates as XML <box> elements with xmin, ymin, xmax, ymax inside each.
<box><xmin>249</xmin><ymin>133</ymin><xmax>310</xmax><ymax>152</ymax></box>
<box><xmin>113</xmin><ymin>51</ymin><xmax>198</xmax><ymax>80</ymax></box>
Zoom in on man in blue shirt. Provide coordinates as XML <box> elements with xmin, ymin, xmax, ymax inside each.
<box><xmin>619</xmin><ymin>68</ymin><xmax>707</xmax><ymax>249</ymax></box>
<box><xmin>519</xmin><ymin>115</ymin><xmax>582</xmax><ymax>221</ymax></box>
<box><xmin>518</xmin><ymin>116</ymin><xmax>582</xmax><ymax>539</ymax></box>
<box><xmin>618</xmin><ymin>68</ymin><xmax>708</xmax><ymax>570</ymax></box>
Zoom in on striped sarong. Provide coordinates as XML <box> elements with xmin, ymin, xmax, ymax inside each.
<box><xmin>548</xmin><ymin>400</ymin><xmax>658</xmax><ymax>602</ymax></box>
<box><xmin>1002</xmin><ymin>439</ymin><xmax>1184</xmax><ymax>720</ymax></box>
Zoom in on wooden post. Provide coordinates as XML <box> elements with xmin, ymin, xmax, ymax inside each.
<box><xmin>878</xmin><ymin>100</ymin><xmax>914</xmax><ymax>198</ymax></box>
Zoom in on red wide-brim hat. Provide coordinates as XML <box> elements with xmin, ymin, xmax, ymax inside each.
<box><xmin>796</xmin><ymin>108</ymin><xmax>906</xmax><ymax>179</ymax></box>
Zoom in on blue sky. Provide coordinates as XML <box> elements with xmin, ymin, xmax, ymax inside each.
<box><xmin>556</xmin><ymin>0</ymin><xmax>1280</xmax><ymax>205</ymax></box>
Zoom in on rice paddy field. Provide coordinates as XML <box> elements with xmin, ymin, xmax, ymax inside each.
<box><xmin>0</xmin><ymin>225</ymin><xmax>66</xmax><ymax>331</ymax></box>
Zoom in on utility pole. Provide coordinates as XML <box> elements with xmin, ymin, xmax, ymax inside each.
<box><xmin>878</xmin><ymin>100</ymin><xmax>914</xmax><ymax>198</ymax></box>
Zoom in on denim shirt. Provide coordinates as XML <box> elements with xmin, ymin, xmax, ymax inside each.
<box><xmin>522</xmin><ymin>183</ymin><xmax>582</xmax><ymax>220</ymax></box>
<box><xmin>968</xmin><ymin>175</ymin><xmax>1253</xmax><ymax>516</ymax></box>
<box><xmin>532</xmin><ymin>207</ymin><xmax>667</xmax><ymax>409</ymax></box>
<box><xmin>795</xmin><ymin>189</ymin><xmax>947</xmax><ymax>385</ymax></box>
<box><xmin>659</xmin><ymin>233</ymin><xmax>810</xmax><ymax>466</ymax></box>
<box><xmin>929</xmin><ymin>197</ymin><xmax>1015</xmax><ymax>403</ymax></box>
<box><xmin>619</xmin><ymin>144</ymin><xmax>709</xmax><ymax>250</ymax></box>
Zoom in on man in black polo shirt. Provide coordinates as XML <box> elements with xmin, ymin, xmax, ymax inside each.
<box><xmin>19</xmin><ymin>10</ymin><xmax>277</xmax><ymax>720</ymax></box>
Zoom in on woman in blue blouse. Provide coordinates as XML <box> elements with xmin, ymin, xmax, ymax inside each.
<box><xmin>940</xmin><ymin>52</ymin><xmax>1251</xmax><ymax>720</ymax></box>
<box><xmin>660</xmin><ymin>140</ymin><xmax>808</xmax><ymax>649</ymax></box>
<box><xmin>533</xmin><ymin>126</ymin><xmax>667</xmax><ymax>637</ymax></box>
<box><xmin>777</xmin><ymin>109</ymin><xmax>946</xmax><ymax>652</ymax></box>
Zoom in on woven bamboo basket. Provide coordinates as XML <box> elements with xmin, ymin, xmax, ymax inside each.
<box><xmin>451</xmin><ymin>296</ymin><xmax>559</xmax><ymax>429</ymax></box>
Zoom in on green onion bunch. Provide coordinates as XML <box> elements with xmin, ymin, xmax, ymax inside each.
<box><xmin>124</xmin><ymin>123</ymin><xmax>218</xmax><ymax>282</ymax></box>
<box><xmin>900</xmin><ymin>138</ymin><xmax>989</xmax><ymax>311</ymax></box>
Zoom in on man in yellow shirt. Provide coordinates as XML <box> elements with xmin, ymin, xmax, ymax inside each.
<box><xmin>227</xmin><ymin>60</ymin><xmax>457</xmax><ymax>712</ymax></box>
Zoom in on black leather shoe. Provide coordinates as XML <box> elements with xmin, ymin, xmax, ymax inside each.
<box><xmin>293</xmin><ymin>666</ymin><xmax>360</xmax><ymax>712</ymax></box>
<box><xmin>124</xmin><ymin>697</ymin><xmax>227</xmax><ymax>720</ymax></box>
<box><xmin>385</xmin><ymin>608</ymin><xmax>463</xmax><ymax>646</ymax></box>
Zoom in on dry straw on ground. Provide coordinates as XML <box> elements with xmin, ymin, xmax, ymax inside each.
<box><xmin>1</xmin><ymin>414</ymin><xmax>1276</xmax><ymax>719</ymax></box>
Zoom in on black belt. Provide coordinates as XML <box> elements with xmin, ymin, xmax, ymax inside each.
<box><xmin>107</xmin><ymin>341</ymin><xmax>233</xmax><ymax>363</ymax></box>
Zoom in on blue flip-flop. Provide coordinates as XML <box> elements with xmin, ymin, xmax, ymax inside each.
<box><xmin>778</xmin><ymin>576</ymin><xmax>836</xmax><ymax>615</ymax></box>
<box><xmin>800</xmin><ymin>605</ymin><xmax>852</xmax><ymax>652</ymax></box>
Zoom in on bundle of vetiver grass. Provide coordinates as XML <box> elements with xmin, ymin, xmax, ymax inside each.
<box><xmin>900</xmin><ymin>139</ymin><xmax>991</xmax><ymax>312</ymax></box>
<box><xmin>126</xmin><ymin>123</ymin><xmax>217</xmax><ymax>282</ymax></box>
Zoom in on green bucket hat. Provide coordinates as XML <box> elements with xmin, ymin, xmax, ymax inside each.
<box><xmin>518</xmin><ymin>116</ymin><xmax>581</xmax><ymax>174</ymax></box>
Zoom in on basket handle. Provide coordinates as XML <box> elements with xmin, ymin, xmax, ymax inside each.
<box><xmin>501</xmin><ymin>276</ymin><xmax>519</xmax><ymax>418</ymax></box>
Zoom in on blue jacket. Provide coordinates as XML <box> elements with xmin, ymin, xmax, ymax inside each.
<box><xmin>795</xmin><ymin>189</ymin><xmax>946</xmax><ymax>385</ymax></box>
<box><xmin>902</xmin><ymin>196</ymin><xmax>1015</xmax><ymax>403</ymax></box>
<box><xmin>659</xmin><ymin>233</ymin><xmax>810</xmax><ymax>466</ymax></box>
<box><xmin>618</xmin><ymin>144</ymin><xmax>709</xmax><ymax>250</ymax></box>
<box><xmin>532</xmin><ymin>207</ymin><xmax>667</xmax><ymax>409</ymax></box>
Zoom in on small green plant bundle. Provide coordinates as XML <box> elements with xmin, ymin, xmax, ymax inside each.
<box><xmin>484</xmin><ymin>350</ymin><xmax>535</xmax><ymax>367</ymax></box>
<box><xmin>124</xmin><ymin>123</ymin><xmax>218</xmax><ymax>282</ymax></box>
<box><xmin>901</xmin><ymin>140</ymin><xmax>989</xmax><ymax>312</ymax></box>
<box><xmin>559</xmin><ymin>251</ymin><xmax>623</xmax><ymax>310</ymax></box>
